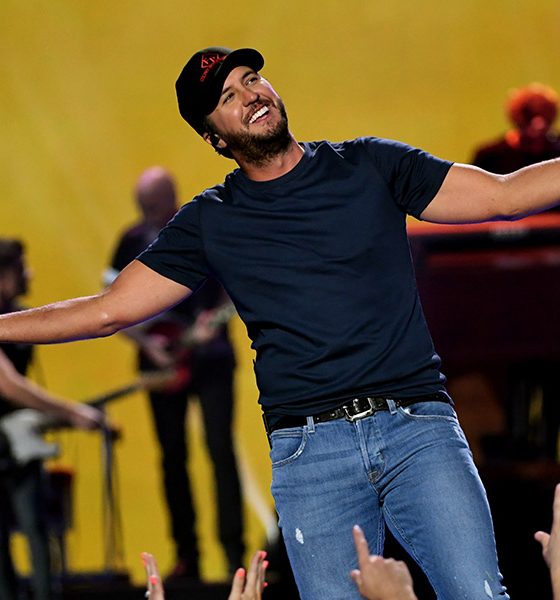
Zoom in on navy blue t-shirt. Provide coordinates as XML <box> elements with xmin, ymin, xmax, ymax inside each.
<box><xmin>138</xmin><ymin>137</ymin><xmax>453</xmax><ymax>418</ymax></box>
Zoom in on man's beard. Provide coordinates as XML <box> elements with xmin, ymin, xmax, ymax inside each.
<box><xmin>214</xmin><ymin>100</ymin><xmax>292</xmax><ymax>166</ymax></box>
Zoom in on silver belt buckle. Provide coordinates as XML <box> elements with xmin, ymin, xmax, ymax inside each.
<box><xmin>344</xmin><ymin>397</ymin><xmax>374</xmax><ymax>422</ymax></box>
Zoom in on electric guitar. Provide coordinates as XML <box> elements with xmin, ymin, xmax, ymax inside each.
<box><xmin>0</xmin><ymin>370</ymin><xmax>176</xmax><ymax>466</ymax></box>
<box><xmin>141</xmin><ymin>302</ymin><xmax>236</xmax><ymax>388</ymax></box>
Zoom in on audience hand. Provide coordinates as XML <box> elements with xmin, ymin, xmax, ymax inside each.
<box><xmin>228</xmin><ymin>550</ymin><xmax>268</xmax><ymax>600</ymax></box>
<box><xmin>535</xmin><ymin>483</ymin><xmax>560</xmax><ymax>597</ymax></box>
<box><xmin>141</xmin><ymin>550</ymin><xmax>267</xmax><ymax>600</ymax></box>
<box><xmin>351</xmin><ymin>525</ymin><xmax>417</xmax><ymax>600</ymax></box>
<box><xmin>142</xmin><ymin>552</ymin><xmax>165</xmax><ymax>600</ymax></box>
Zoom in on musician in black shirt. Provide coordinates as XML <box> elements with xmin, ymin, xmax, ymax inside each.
<box><xmin>471</xmin><ymin>83</ymin><xmax>560</xmax><ymax>459</ymax></box>
<box><xmin>0</xmin><ymin>238</ymin><xmax>103</xmax><ymax>600</ymax></box>
<box><xmin>105</xmin><ymin>167</ymin><xmax>244</xmax><ymax>580</ymax></box>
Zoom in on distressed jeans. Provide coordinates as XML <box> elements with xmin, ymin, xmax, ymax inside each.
<box><xmin>270</xmin><ymin>398</ymin><xmax>509</xmax><ymax>600</ymax></box>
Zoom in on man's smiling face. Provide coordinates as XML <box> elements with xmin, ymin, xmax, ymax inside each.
<box><xmin>204</xmin><ymin>66</ymin><xmax>291</xmax><ymax>164</ymax></box>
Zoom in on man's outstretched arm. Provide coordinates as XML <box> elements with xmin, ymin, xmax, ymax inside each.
<box><xmin>0</xmin><ymin>260</ymin><xmax>192</xmax><ymax>344</ymax></box>
<box><xmin>421</xmin><ymin>159</ymin><xmax>560</xmax><ymax>224</ymax></box>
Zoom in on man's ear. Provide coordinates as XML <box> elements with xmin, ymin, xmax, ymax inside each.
<box><xmin>203</xmin><ymin>132</ymin><xmax>224</xmax><ymax>149</ymax></box>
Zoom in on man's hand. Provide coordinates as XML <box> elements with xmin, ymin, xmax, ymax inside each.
<box><xmin>351</xmin><ymin>525</ymin><xmax>417</xmax><ymax>600</ymax></box>
<box><xmin>228</xmin><ymin>550</ymin><xmax>268</xmax><ymax>600</ymax></box>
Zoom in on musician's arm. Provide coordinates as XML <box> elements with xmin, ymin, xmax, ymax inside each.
<box><xmin>0</xmin><ymin>260</ymin><xmax>192</xmax><ymax>345</ymax></box>
<box><xmin>0</xmin><ymin>349</ymin><xmax>103</xmax><ymax>429</ymax></box>
<box><xmin>116</xmin><ymin>324</ymin><xmax>176</xmax><ymax>370</ymax></box>
<box><xmin>420</xmin><ymin>160</ymin><xmax>560</xmax><ymax>224</ymax></box>
<box><xmin>189</xmin><ymin>281</ymin><xmax>235</xmax><ymax>345</ymax></box>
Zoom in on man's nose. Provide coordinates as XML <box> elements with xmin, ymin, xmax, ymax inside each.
<box><xmin>241</xmin><ymin>88</ymin><xmax>259</xmax><ymax>105</ymax></box>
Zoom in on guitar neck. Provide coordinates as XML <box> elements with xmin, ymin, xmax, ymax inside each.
<box><xmin>32</xmin><ymin>382</ymin><xmax>142</xmax><ymax>431</ymax></box>
<box><xmin>86</xmin><ymin>383</ymin><xmax>141</xmax><ymax>409</ymax></box>
<box><xmin>0</xmin><ymin>371</ymin><xmax>176</xmax><ymax>467</ymax></box>
<box><xmin>83</xmin><ymin>370</ymin><xmax>177</xmax><ymax>410</ymax></box>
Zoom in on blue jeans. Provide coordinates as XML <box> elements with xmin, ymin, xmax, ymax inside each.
<box><xmin>270</xmin><ymin>398</ymin><xmax>509</xmax><ymax>600</ymax></box>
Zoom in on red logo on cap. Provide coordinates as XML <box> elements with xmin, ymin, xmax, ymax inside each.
<box><xmin>199</xmin><ymin>52</ymin><xmax>227</xmax><ymax>82</ymax></box>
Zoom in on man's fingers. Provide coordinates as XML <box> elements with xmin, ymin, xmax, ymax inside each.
<box><xmin>353</xmin><ymin>524</ymin><xmax>371</xmax><ymax>566</ymax></box>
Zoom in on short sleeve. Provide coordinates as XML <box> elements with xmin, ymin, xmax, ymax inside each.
<box><xmin>360</xmin><ymin>137</ymin><xmax>453</xmax><ymax>218</ymax></box>
<box><xmin>137</xmin><ymin>199</ymin><xmax>210</xmax><ymax>291</ymax></box>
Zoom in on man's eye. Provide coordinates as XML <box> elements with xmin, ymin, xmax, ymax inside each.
<box><xmin>223</xmin><ymin>93</ymin><xmax>234</xmax><ymax>103</ymax></box>
<box><xmin>247</xmin><ymin>76</ymin><xmax>258</xmax><ymax>85</ymax></box>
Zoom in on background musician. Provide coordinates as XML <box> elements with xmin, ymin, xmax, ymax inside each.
<box><xmin>104</xmin><ymin>167</ymin><xmax>244</xmax><ymax>581</ymax></box>
<box><xmin>472</xmin><ymin>83</ymin><xmax>560</xmax><ymax>175</ymax></box>
<box><xmin>0</xmin><ymin>238</ymin><xmax>104</xmax><ymax>600</ymax></box>
<box><xmin>471</xmin><ymin>84</ymin><xmax>560</xmax><ymax>461</ymax></box>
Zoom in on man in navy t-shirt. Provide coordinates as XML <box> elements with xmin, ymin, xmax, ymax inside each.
<box><xmin>3</xmin><ymin>46</ymin><xmax>560</xmax><ymax>598</ymax></box>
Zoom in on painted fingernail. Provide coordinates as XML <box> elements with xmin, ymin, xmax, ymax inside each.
<box><xmin>149</xmin><ymin>576</ymin><xmax>158</xmax><ymax>585</ymax></box>
<box><xmin>236</xmin><ymin>567</ymin><xmax>245</xmax><ymax>578</ymax></box>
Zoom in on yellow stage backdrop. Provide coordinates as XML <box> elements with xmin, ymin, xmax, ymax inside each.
<box><xmin>1</xmin><ymin>0</ymin><xmax>560</xmax><ymax>584</ymax></box>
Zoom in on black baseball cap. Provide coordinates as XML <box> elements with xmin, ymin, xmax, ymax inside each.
<box><xmin>175</xmin><ymin>46</ymin><xmax>265</xmax><ymax>136</ymax></box>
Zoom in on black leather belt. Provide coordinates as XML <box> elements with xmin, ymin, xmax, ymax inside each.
<box><xmin>263</xmin><ymin>392</ymin><xmax>451</xmax><ymax>437</ymax></box>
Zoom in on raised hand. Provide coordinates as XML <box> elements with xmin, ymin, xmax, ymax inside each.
<box><xmin>141</xmin><ymin>552</ymin><xmax>165</xmax><ymax>600</ymax></box>
<box><xmin>535</xmin><ymin>483</ymin><xmax>560</xmax><ymax>597</ymax></box>
<box><xmin>228</xmin><ymin>550</ymin><xmax>268</xmax><ymax>600</ymax></box>
<box><xmin>351</xmin><ymin>525</ymin><xmax>417</xmax><ymax>600</ymax></box>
